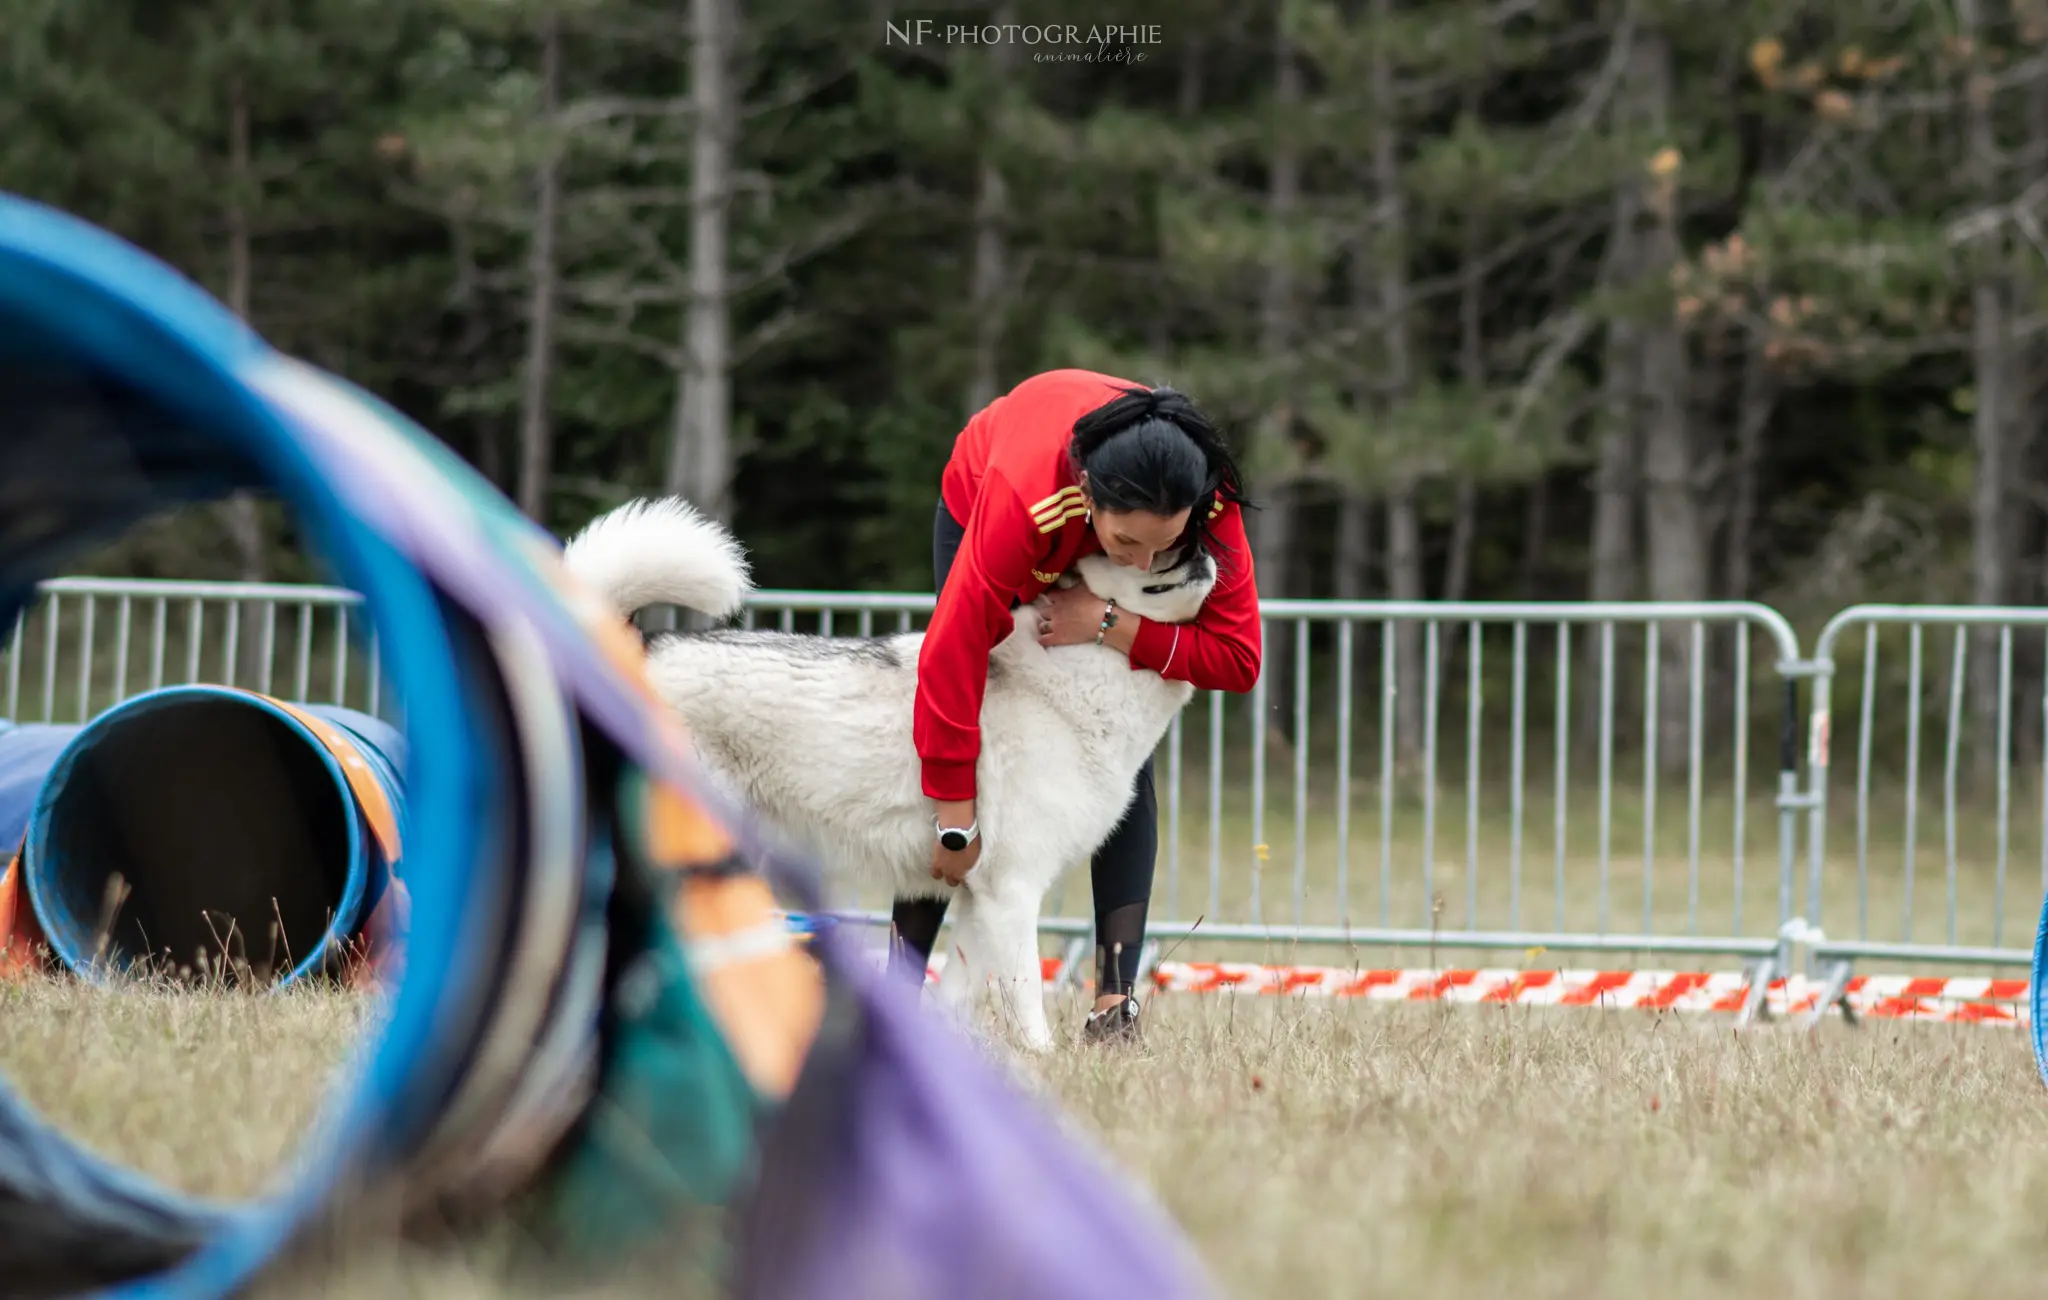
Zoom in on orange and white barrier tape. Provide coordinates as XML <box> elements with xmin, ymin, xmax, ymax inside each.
<box><xmin>1145</xmin><ymin>963</ymin><xmax>2030</xmax><ymax>1025</ymax></box>
<box><xmin>901</xmin><ymin>951</ymin><xmax>2031</xmax><ymax>1026</ymax></box>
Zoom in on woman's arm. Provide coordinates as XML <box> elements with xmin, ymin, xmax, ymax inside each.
<box><xmin>1125</xmin><ymin>502</ymin><xmax>1262</xmax><ymax>694</ymax></box>
<box><xmin>912</xmin><ymin>475</ymin><xmax>1041</xmax><ymax>802</ymax></box>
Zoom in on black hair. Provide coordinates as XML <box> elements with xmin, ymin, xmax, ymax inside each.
<box><xmin>1068</xmin><ymin>384</ymin><xmax>1254</xmax><ymax>567</ymax></box>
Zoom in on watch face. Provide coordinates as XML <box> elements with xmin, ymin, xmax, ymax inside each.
<box><xmin>940</xmin><ymin>830</ymin><xmax>967</xmax><ymax>851</ymax></box>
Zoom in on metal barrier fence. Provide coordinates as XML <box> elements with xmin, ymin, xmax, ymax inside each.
<box><xmin>5</xmin><ymin>579</ymin><xmax>1817</xmax><ymax>1000</ymax></box>
<box><xmin>11</xmin><ymin>577</ymin><xmax>2048</xmax><ymax>1013</ymax></box>
<box><xmin>1797</xmin><ymin>606</ymin><xmax>2048</xmax><ymax>1022</ymax></box>
<box><xmin>5</xmin><ymin>577</ymin><xmax>388</xmax><ymax>725</ymax></box>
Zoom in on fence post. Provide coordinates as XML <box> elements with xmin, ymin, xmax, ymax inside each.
<box><xmin>1775</xmin><ymin>673</ymin><xmax>1804</xmax><ymax>982</ymax></box>
<box><xmin>1798</xmin><ymin>644</ymin><xmax>1849</xmax><ymax>1028</ymax></box>
<box><xmin>1804</xmin><ymin>652</ymin><xmax>1834</xmax><ymax>945</ymax></box>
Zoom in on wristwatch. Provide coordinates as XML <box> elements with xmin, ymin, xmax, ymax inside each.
<box><xmin>935</xmin><ymin>818</ymin><xmax>980</xmax><ymax>853</ymax></box>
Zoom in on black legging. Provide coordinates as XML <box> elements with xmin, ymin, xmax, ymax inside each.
<box><xmin>888</xmin><ymin>500</ymin><xmax>1156</xmax><ymax>999</ymax></box>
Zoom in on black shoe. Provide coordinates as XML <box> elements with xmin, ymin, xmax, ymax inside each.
<box><xmin>1082</xmin><ymin>994</ymin><xmax>1142</xmax><ymax>1044</ymax></box>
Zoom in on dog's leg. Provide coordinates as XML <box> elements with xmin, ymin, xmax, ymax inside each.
<box><xmin>956</xmin><ymin>880</ymin><xmax>1053</xmax><ymax>1052</ymax></box>
<box><xmin>931</xmin><ymin>891</ymin><xmax>978</xmax><ymax>1016</ymax></box>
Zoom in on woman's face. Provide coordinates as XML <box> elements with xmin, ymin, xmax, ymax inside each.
<box><xmin>1088</xmin><ymin>502</ymin><xmax>1190</xmax><ymax>572</ymax></box>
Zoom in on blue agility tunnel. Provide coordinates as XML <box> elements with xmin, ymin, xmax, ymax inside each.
<box><xmin>10</xmin><ymin>686</ymin><xmax>405</xmax><ymax>984</ymax></box>
<box><xmin>0</xmin><ymin>189</ymin><xmax>1218</xmax><ymax>1300</ymax></box>
<box><xmin>0</xmin><ymin>721</ymin><xmax>74</xmax><ymax>860</ymax></box>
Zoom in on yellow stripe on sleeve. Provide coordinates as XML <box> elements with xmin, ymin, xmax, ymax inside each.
<box><xmin>1037</xmin><ymin>504</ymin><xmax>1088</xmax><ymax>534</ymax></box>
<box><xmin>1029</xmin><ymin>485</ymin><xmax>1084</xmax><ymax>523</ymax></box>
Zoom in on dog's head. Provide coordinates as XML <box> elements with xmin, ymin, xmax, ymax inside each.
<box><xmin>1068</xmin><ymin>545</ymin><xmax>1218</xmax><ymax>625</ymax></box>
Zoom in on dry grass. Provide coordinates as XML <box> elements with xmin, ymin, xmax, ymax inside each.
<box><xmin>0</xmin><ymin>982</ymin><xmax>2042</xmax><ymax>1298</ymax></box>
<box><xmin>0</xmin><ymin>977</ymin><xmax>369</xmax><ymax>1199</ymax></box>
<box><xmin>1040</xmin><ymin>994</ymin><xmax>2048</xmax><ymax>1300</ymax></box>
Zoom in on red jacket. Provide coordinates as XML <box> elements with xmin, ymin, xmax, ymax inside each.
<box><xmin>915</xmin><ymin>368</ymin><xmax>1263</xmax><ymax>802</ymax></box>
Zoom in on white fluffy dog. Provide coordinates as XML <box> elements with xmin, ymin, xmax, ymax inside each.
<box><xmin>561</xmin><ymin>496</ymin><xmax>1216</xmax><ymax>1049</ymax></box>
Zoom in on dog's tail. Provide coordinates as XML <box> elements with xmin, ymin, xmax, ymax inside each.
<box><xmin>560</xmin><ymin>495</ymin><xmax>753</xmax><ymax>620</ymax></box>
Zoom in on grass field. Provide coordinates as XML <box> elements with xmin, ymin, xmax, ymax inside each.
<box><xmin>1</xmin><ymin>980</ymin><xmax>2043</xmax><ymax>1299</ymax></box>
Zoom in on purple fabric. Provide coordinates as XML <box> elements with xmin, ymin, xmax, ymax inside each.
<box><xmin>733</xmin><ymin>925</ymin><xmax>1217</xmax><ymax>1300</ymax></box>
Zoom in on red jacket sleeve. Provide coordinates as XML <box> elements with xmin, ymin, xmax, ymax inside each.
<box><xmin>914</xmin><ymin>474</ymin><xmax>1040</xmax><ymax>802</ymax></box>
<box><xmin>1128</xmin><ymin>501</ymin><xmax>1262</xmax><ymax>693</ymax></box>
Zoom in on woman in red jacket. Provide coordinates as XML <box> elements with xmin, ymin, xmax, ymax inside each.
<box><xmin>899</xmin><ymin>368</ymin><xmax>1263</xmax><ymax>1042</ymax></box>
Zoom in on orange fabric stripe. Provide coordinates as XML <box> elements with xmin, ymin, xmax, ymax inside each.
<box><xmin>645</xmin><ymin>779</ymin><xmax>734</xmax><ymax>867</ymax></box>
<box><xmin>239</xmin><ymin>691</ymin><xmax>402</xmax><ymax>866</ymax></box>
<box><xmin>0</xmin><ymin>848</ymin><xmax>47</xmax><ymax>979</ymax></box>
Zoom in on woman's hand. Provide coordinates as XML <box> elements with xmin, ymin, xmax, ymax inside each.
<box><xmin>1034</xmin><ymin>584</ymin><xmax>1137</xmax><ymax>653</ymax></box>
<box><xmin>930</xmin><ymin>798</ymin><xmax>981</xmax><ymax>886</ymax></box>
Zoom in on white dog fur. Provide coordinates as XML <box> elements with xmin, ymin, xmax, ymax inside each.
<box><xmin>561</xmin><ymin>495</ymin><xmax>1216</xmax><ymax>1050</ymax></box>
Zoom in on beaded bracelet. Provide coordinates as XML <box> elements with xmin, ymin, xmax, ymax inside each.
<box><xmin>1094</xmin><ymin>597</ymin><xmax>1119</xmax><ymax>646</ymax></box>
